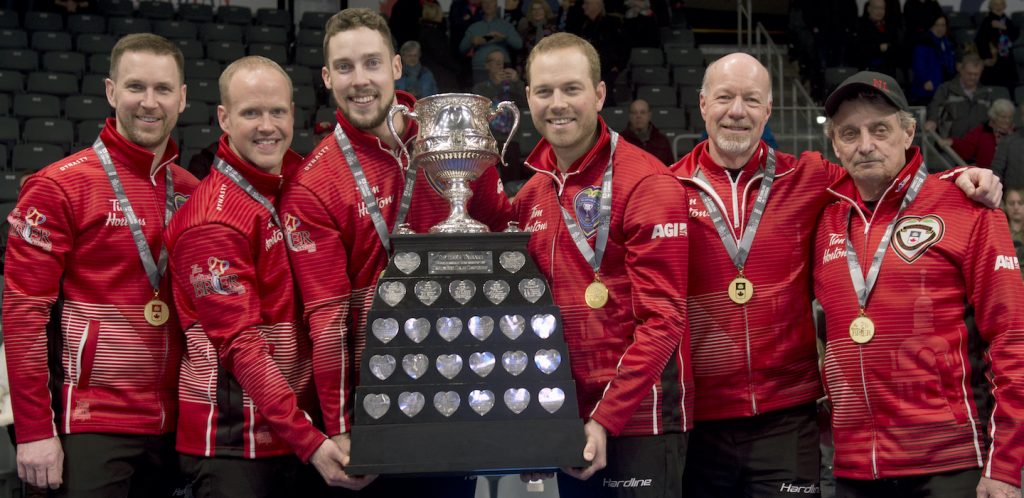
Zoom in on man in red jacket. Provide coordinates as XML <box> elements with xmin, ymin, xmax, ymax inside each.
<box><xmin>278</xmin><ymin>8</ymin><xmax>511</xmax><ymax>495</ymax></box>
<box><xmin>816</xmin><ymin>70</ymin><xmax>1023</xmax><ymax>498</ymax></box>
<box><xmin>2</xmin><ymin>34</ymin><xmax>199</xmax><ymax>495</ymax></box>
<box><xmin>165</xmin><ymin>56</ymin><xmax>350</xmax><ymax>497</ymax></box>
<box><xmin>513</xmin><ymin>33</ymin><xmax>690</xmax><ymax>498</ymax></box>
<box><xmin>672</xmin><ymin>52</ymin><xmax>1005</xmax><ymax>498</ymax></box>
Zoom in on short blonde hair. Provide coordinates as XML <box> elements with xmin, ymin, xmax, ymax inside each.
<box><xmin>525</xmin><ymin>32</ymin><xmax>600</xmax><ymax>86</ymax></box>
<box><xmin>219</xmin><ymin>56</ymin><xmax>293</xmax><ymax>107</ymax></box>
<box><xmin>110</xmin><ymin>33</ymin><xmax>184</xmax><ymax>84</ymax></box>
<box><xmin>323</xmin><ymin>8</ymin><xmax>394</xmax><ymax>65</ymax></box>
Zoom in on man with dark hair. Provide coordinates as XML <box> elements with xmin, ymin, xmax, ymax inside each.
<box><xmin>620</xmin><ymin>98</ymin><xmax>674</xmax><ymax>165</ymax></box>
<box><xmin>2</xmin><ymin>33</ymin><xmax>198</xmax><ymax>496</ymax></box>
<box><xmin>816</xmin><ymin>70</ymin><xmax>1023</xmax><ymax>498</ymax></box>
<box><xmin>926</xmin><ymin>53</ymin><xmax>1001</xmax><ymax>139</ymax></box>
<box><xmin>280</xmin><ymin>7</ymin><xmax>510</xmax><ymax>496</ymax></box>
<box><xmin>165</xmin><ymin>56</ymin><xmax>349</xmax><ymax>497</ymax></box>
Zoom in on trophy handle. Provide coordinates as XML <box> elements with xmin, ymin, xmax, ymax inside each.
<box><xmin>491</xmin><ymin>101</ymin><xmax>520</xmax><ymax>167</ymax></box>
<box><xmin>388</xmin><ymin>104</ymin><xmax>415</xmax><ymax>166</ymax></box>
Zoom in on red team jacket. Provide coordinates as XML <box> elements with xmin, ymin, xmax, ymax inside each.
<box><xmin>3</xmin><ymin>119</ymin><xmax>197</xmax><ymax>443</ymax></box>
<box><xmin>165</xmin><ymin>137</ymin><xmax>325</xmax><ymax>461</ymax></box>
<box><xmin>512</xmin><ymin>120</ymin><xmax>691</xmax><ymax>436</ymax></box>
<box><xmin>814</xmin><ymin>149</ymin><xmax>1024</xmax><ymax>486</ymax></box>
<box><xmin>279</xmin><ymin>91</ymin><xmax>512</xmax><ymax>436</ymax></box>
<box><xmin>671</xmin><ymin>140</ymin><xmax>838</xmax><ymax>421</ymax></box>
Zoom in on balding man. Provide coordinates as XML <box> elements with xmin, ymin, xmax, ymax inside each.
<box><xmin>620</xmin><ymin>98</ymin><xmax>674</xmax><ymax>165</ymax></box>
<box><xmin>165</xmin><ymin>56</ymin><xmax>347</xmax><ymax>496</ymax></box>
<box><xmin>670</xmin><ymin>52</ymin><xmax>1002</xmax><ymax>497</ymax></box>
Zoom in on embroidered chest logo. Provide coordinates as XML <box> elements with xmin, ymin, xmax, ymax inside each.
<box><xmin>891</xmin><ymin>215</ymin><xmax>945</xmax><ymax>263</ymax></box>
<box><xmin>573</xmin><ymin>186</ymin><xmax>602</xmax><ymax>238</ymax></box>
<box><xmin>9</xmin><ymin>207</ymin><xmax>53</xmax><ymax>251</ymax></box>
<box><xmin>190</xmin><ymin>256</ymin><xmax>246</xmax><ymax>298</ymax></box>
<box><xmin>284</xmin><ymin>213</ymin><xmax>316</xmax><ymax>253</ymax></box>
<box><xmin>822</xmin><ymin>233</ymin><xmax>847</xmax><ymax>265</ymax></box>
<box><xmin>524</xmin><ymin>204</ymin><xmax>547</xmax><ymax>232</ymax></box>
<box><xmin>105</xmin><ymin>199</ymin><xmax>146</xmax><ymax>227</ymax></box>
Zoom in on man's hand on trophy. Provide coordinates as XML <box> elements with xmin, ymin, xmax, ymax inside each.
<box><xmin>309</xmin><ymin>434</ymin><xmax>377</xmax><ymax>490</ymax></box>
<box><xmin>561</xmin><ymin>419</ymin><xmax>607</xmax><ymax>481</ymax></box>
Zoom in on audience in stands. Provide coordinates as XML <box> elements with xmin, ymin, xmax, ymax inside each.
<box><xmin>944</xmin><ymin>98</ymin><xmax>1015</xmax><ymax>168</ymax></box>
<box><xmin>620</xmin><ymin>98</ymin><xmax>674</xmax><ymax>165</ymax></box>
<box><xmin>926</xmin><ymin>54</ymin><xmax>999</xmax><ymax>139</ymax></box>
<box><xmin>1003</xmin><ymin>188</ymin><xmax>1024</xmax><ymax>279</ymax></box>
<box><xmin>992</xmin><ymin>105</ymin><xmax>1024</xmax><ymax>190</ymax></box>
<box><xmin>471</xmin><ymin>50</ymin><xmax>526</xmax><ymax>180</ymax></box>
<box><xmin>910</xmin><ymin>13</ymin><xmax>956</xmax><ymax>105</ymax></box>
<box><xmin>449</xmin><ymin>0</ymin><xmax>484</xmax><ymax>61</ymax></box>
<box><xmin>557</xmin><ymin>0</ymin><xmax>585</xmax><ymax>32</ymax></box>
<box><xmin>503</xmin><ymin>0</ymin><xmax>524</xmax><ymax>27</ymax></box>
<box><xmin>518</xmin><ymin>0</ymin><xmax>558</xmax><ymax>68</ymax></box>
<box><xmin>975</xmin><ymin>0</ymin><xmax>1019</xmax><ymax>92</ymax></box>
<box><xmin>853</xmin><ymin>0</ymin><xmax>904</xmax><ymax>80</ymax></box>
<box><xmin>388</xmin><ymin>0</ymin><xmax>423</xmax><ymax>48</ymax></box>
<box><xmin>904</xmin><ymin>0</ymin><xmax>945</xmax><ymax>42</ymax></box>
<box><xmin>419</xmin><ymin>3</ymin><xmax>462</xmax><ymax>92</ymax></box>
<box><xmin>574</xmin><ymin>0</ymin><xmax>628</xmax><ymax>102</ymax></box>
<box><xmin>623</xmin><ymin>0</ymin><xmax>659</xmax><ymax>48</ymax></box>
<box><xmin>396</xmin><ymin>41</ymin><xmax>439</xmax><ymax>99</ymax></box>
<box><xmin>460</xmin><ymin>0</ymin><xmax>523</xmax><ymax>83</ymax></box>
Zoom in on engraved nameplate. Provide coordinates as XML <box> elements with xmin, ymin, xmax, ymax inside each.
<box><xmin>428</xmin><ymin>251</ymin><xmax>494</xmax><ymax>274</ymax></box>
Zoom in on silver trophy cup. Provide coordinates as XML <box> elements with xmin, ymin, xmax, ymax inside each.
<box><xmin>388</xmin><ymin>93</ymin><xmax>519</xmax><ymax>233</ymax></box>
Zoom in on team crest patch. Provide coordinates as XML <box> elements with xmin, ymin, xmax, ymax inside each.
<box><xmin>8</xmin><ymin>207</ymin><xmax>53</xmax><ymax>252</ymax></box>
<box><xmin>189</xmin><ymin>256</ymin><xmax>246</xmax><ymax>297</ymax></box>
<box><xmin>891</xmin><ymin>215</ymin><xmax>944</xmax><ymax>263</ymax></box>
<box><xmin>573</xmin><ymin>186</ymin><xmax>603</xmax><ymax>238</ymax></box>
<box><xmin>283</xmin><ymin>213</ymin><xmax>316</xmax><ymax>253</ymax></box>
<box><xmin>173</xmin><ymin>192</ymin><xmax>190</xmax><ymax>210</ymax></box>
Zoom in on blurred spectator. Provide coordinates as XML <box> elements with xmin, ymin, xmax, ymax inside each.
<box><xmin>910</xmin><ymin>13</ymin><xmax>956</xmax><ymax>104</ymax></box>
<box><xmin>945</xmin><ymin>98</ymin><xmax>1015</xmax><ymax>168</ymax></box>
<box><xmin>1002</xmin><ymin>187</ymin><xmax>1024</xmax><ymax>278</ymax></box>
<box><xmin>992</xmin><ymin>106</ymin><xmax>1024</xmax><ymax>189</ymax></box>
<box><xmin>518</xmin><ymin>0</ymin><xmax>558</xmax><ymax>64</ymax></box>
<box><xmin>388</xmin><ymin>0</ymin><xmax>423</xmax><ymax>49</ymax></box>
<box><xmin>926</xmin><ymin>53</ymin><xmax>1000</xmax><ymax>138</ymax></box>
<box><xmin>396</xmin><ymin>41</ymin><xmax>439</xmax><ymax>98</ymax></box>
<box><xmin>503</xmin><ymin>0</ymin><xmax>524</xmax><ymax>26</ymax></box>
<box><xmin>187</xmin><ymin>140</ymin><xmax>219</xmax><ymax>180</ymax></box>
<box><xmin>975</xmin><ymin>0</ymin><xmax>1019</xmax><ymax>92</ymax></box>
<box><xmin>449</xmin><ymin>0</ymin><xmax>484</xmax><ymax>60</ymax></box>
<box><xmin>460</xmin><ymin>0</ymin><xmax>523</xmax><ymax>84</ymax></box>
<box><xmin>557</xmin><ymin>0</ymin><xmax>585</xmax><ymax>32</ymax></box>
<box><xmin>577</xmin><ymin>0</ymin><xmax>628</xmax><ymax>91</ymax></box>
<box><xmin>620</xmin><ymin>99</ymin><xmax>674</xmax><ymax>165</ymax></box>
<box><xmin>904</xmin><ymin>0</ymin><xmax>944</xmax><ymax>41</ymax></box>
<box><xmin>853</xmin><ymin>0</ymin><xmax>903</xmax><ymax>78</ymax></box>
<box><xmin>419</xmin><ymin>3</ymin><xmax>462</xmax><ymax>92</ymax></box>
<box><xmin>623</xmin><ymin>0</ymin><xmax>659</xmax><ymax>48</ymax></box>
<box><xmin>472</xmin><ymin>50</ymin><xmax>526</xmax><ymax>180</ymax></box>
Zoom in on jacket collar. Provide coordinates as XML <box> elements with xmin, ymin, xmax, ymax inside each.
<box><xmin>827</xmin><ymin>146</ymin><xmax>925</xmax><ymax>217</ymax></box>
<box><xmin>525</xmin><ymin>116</ymin><xmax>611</xmax><ymax>182</ymax></box>
<box><xmin>215</xmin><ymin>134</ymin><xmax>301</xmax><ymax>197</ymax></box>
<box><xmin>673</xmin><ymin>139</ymin><xmax>792</xmax><ymax>181</ymax></box>
<box><xmin>334</xmin><ymin>90</ymin><xmax>419</xmax><ymax>153</ymax></box>
<box><xmin>99</xmin><ymin>117</ymin><xmax>180</xmax><ymax>179</ymax></box>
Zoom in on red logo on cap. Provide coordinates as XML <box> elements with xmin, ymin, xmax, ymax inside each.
<box><xmin>873</xmin><ymin>79</ymin><xmax>889</xmax><ymax>92</ymax></box>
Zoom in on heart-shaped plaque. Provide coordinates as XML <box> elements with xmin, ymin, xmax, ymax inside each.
<box><xmin>469</xmin><ymin>352</ymin><xmax>495</xmax><ymax>377</ymax></box>
<box><xmin>518</xmin><ymin>278</ymin><xmax>546</xmax><ymax>303</ymax></box>
<box><xmin>378</xmin><ymin>281</ymin><xmax>406</xmax><ymax>307</ymax></box>
<box><xmin>468</xmin><ymin>316</ymin><xmax>494</xmax><ymax>341</ymax></box>
<box><xmin>503</xmin><ymin>388</ymin><xmax>530</xmax><ymax>414</ymax></box>
<box><xmin>500</xmin><ymin>314</ymin><xmax>526</xmax><ymax>340</ymax></box>
<box><xmin>433</xmin><ymin>391</ymin><xmax>460</xmax><ymax>417</ymax></box>
<box><xmin>394</xmin><ymin>252</ymin><xmax>421</xmax><ymax>274</ymax></box>
<box><xmin>502</xmin><ymin>350</ymin><xmax>528</xmax><ymax>376</ymax></box>
<box><xmin>369</xmin><ymin>354</ymin><xmax>396</xmax><ymax>380</ymax></box>
<box><xmin>398</xmin><ymin>391</ymin><xmax>424</xmax><ymax>417</ymax></box>
<box><xmin>404</xmin><ymin>317</ymin><xmax>430</xmax><ymax>343</ymax></box>
<box><xmin>436</xmin><ymin>317</ymin><xmax>463</xmax><ymax>342</ymax></box>
<box><xmin>414</xmin><ymin>280</ymin><xmax>442</xmax><ymax>306</ymax></box>
<box><xmin>483</xmin><ymin>280</ymin><xmax>510</xmax><ymax>305</ymax></box>
<box><xmin>449</xmin><ymin>280</ymin><xmax>476</xmax><ymax>305</ymax></box>
<box><xmin>499</xmin><ymin>251</ymin><xmax>526</xmax><ymax>274</ymax></box>
<box><xmin>435</xmin><ymin>354</ymin><xmax>463</xmax><ymax>380</ymax></box>
<box><xmin>538</xmin><ymin>387</ymin><xmax>565</xmax><ymax>414</ymax></box>
<box><xmin>402</xmin><ymin>353</ymin><xmax>429</xmax><ymax>379</ymax></box>
<box><xmin>363</xmin><ymin>393</ymin><xmax>390</xmax><ymax>419</ymax></box>
<box><xmin>531</xmin><ymin>314</ymin><xmax>557</xmax><ymax>339</ymax></box>
<box><xmin>468</xmin><ymin>389</ymin><xmax>495</xmax><ymax>416</ymax></box>
<box><xmin>534</xmin><ymin>349</ymin><xmax>561</xmax><ymax>374</ymax></box>
<box><xmin>371</xmin><ymin>317</ymin><xmax>399</xmax><ymax>344</ymax></box>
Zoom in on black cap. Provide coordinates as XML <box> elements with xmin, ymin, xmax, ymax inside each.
<box><xmin>824</xmin><ymin>71</ymin><xmax>909</xmax><ymax>117</ymax></box>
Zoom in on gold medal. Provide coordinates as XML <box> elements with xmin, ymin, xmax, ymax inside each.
<box><xmin>144</xmin><ymin>298</ymin><xmax>169</xmax><ymax>326</ymax></box>
<box><xmin>584</xmin><ymin>277</ymin><xmax>609</xmax><ymax>309</ymax></box>
<box><xmin>849</xmin><ymin>313</ymin><xmax>875</xmax><ymax>344</ymax></box>
<box><xmin>728</xmin><ymin>275</ymin><xmax>753</xmax><ymax>304</ymax></box>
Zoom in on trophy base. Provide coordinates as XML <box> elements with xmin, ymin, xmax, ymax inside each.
<box><xmin>346</xmin><ymin>418</ymin><xmax>587</xmax><ymax>475</ymax></box>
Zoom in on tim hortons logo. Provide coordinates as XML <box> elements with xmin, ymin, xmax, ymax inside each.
<box><xmin>890</xmin><ymin>215</ymin><xmax>944</xmax><ymax>263</ymax></box>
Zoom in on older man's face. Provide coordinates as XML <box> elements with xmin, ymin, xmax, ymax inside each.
<box><xmin>830</xmin><ymin>98</ymin><xmax>914</xmax><ymax>200</ymax></box>
<box><xmin>629</xmin><ymin>100</ymin><xmax>651</xmax><ymax>132</ymax></box>
<box><xmin>960</xmin><ymin>63</ymin><xmax>983</xmax><ymax>90</ymax></box>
